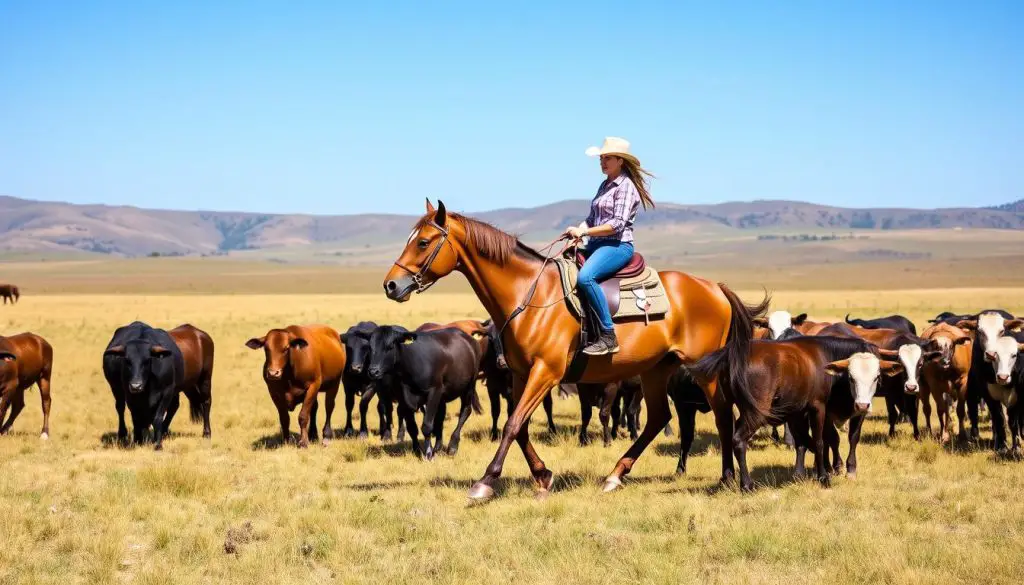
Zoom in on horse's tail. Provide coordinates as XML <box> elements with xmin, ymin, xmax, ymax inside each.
<box><xmin>692</xmin><ymin>285</ymin><xmax>770</xmax><ymax>425</ymax></box>
<box><xmin>185</xmin><ymin>391</ymin><xmax>203</xmax><ymax>423</ymax></box>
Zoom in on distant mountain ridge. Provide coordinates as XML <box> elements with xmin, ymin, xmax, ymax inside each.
<box><xmin>1</xmin><ymin>194</ymin><xmax>1022</xmax><ymax>257</ymax></box>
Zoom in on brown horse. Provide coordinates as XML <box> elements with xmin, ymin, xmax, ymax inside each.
<box><xmin>0</xmin><ymin>285</ymin><xmax>19</xmax><ymax>305</ymax></box>
<box><xmin>382</xmin><ymin>200</ymin><xmax>767</xmax><ymax>501</ymax></box>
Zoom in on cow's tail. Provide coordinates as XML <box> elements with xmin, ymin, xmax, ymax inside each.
<box><xmin>186</xmin><ymin>391</ymin><xmax>203</xmax><ymax>423</ymax></box>
<box><xmin>692</xmin><ymin>285</ymin><xmax>771</xmax><ymax>426</ymax></box>
<box><xmin>470</xmin><ymin>387</ymin><xmax>484</xmax><ymax>415</ymax></box>
<box><xmin>844</xmin><ymin>313</ymin><xmax>857</xmax><ymax>326</ymax></box>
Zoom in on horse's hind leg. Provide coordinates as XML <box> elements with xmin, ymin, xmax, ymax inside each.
<box><xmin>469</xmin><ymin>365</ymin><xmax>558</xmax><ymax>502</ymax></box>
<box><xmin>603</xmin><ymin>364</ymin><xmax>673</xmax><ymax>492</ymax></box>
<box><xmin>39</xmin><ymin>375</ymin><xmax>53</xmax><ymax>439</ymax></box>
<box><xmin>0</xmin><ymin>390</ymin><xmax>25</xmax><ymax>434</ymax></box>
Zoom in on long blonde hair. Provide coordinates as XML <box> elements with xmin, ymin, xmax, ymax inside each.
<box><xmin>619</xmin><ymin>157</ymin><xmax>656</xmax><ymax>210</ymax></box>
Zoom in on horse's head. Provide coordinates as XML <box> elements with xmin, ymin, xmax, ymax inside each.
<box><xmin>383</xmin><ymin>199</ymin><xmax>460</xmax><ymax>302</ymax></box>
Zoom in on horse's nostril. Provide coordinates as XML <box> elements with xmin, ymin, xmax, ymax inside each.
<box><xmin>385</xmin><ymin>280</ymin><xmax>397</xmax><ymax>292</ymax></box>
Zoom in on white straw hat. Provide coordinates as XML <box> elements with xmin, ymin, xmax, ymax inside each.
<box><xmin>585</xmin><ymin>136</ymin><xmax>639</xmax><ymax>164</ymax></box>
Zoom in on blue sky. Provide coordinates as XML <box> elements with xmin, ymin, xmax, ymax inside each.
<box><xmin>1</xmin><ymin>1</ymin><xmax>1021</xmax><ymax>215</ymax></box>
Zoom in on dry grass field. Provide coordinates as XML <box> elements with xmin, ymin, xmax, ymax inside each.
<box><xmin>1</xmin><ymin>263</ymin><xmax>1024</xmax><ymax>584</ymax></box>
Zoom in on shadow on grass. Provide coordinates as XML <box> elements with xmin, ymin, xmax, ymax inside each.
<box><xmin>654</xmin><ymin>430</ymin><xmax>718</xmax><ymax>458</ymax></box>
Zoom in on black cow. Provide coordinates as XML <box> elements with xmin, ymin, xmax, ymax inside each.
<box><xmin>367</xmin><ymin>326</ymin><xmax>483</xmax><ymax>459</ymax></box>
<box><xmin>983</xmin><ymin>330</ymin><xmax>1024</xmax><ymax>457</ymax></box>
<box><xmin>102</xmin><ymin>321</ymin><xmax>184</xmax><ymax>449</ymax></box>
<box><xmin>928</xmin><ymin>309</ymin><xmax>1014</xmax><ymax>326</ymax></box>
<box><xmin>845</xmin><ymin>314</ymin><xmax>917</xmax><ymax>335</ymax></box>
<box><xmin>341</xmin><ymin>322</ymin><xmax>405</xmax><ymax>441</ymax></box>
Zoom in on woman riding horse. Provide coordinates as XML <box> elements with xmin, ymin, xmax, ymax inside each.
<box><xmin>562</xmin><ymin>137</ymin><xmax>655</xmax><ymax>356</ymax></box>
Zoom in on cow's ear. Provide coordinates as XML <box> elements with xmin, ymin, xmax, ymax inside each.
<box><xmin>0</xmin><ymin>352</ymin><xmax>16</xmax><ymax>363</ymax></box>
<box><xmin>104</xmin><ymin>345</ymin><xmax>126</xmax><ymax>357</ymax></box>
<box><xmin>289</xmin><ymin>338</ymin><xmax>308</xmax><ymax>349</ymax></box>
<box><xmin>752</xmin><ymin>317</ymin><xmax>769</xmax><ymax>328</ymax></box>
<box><xmin>877</xmin><ymin>349</ymin><xmax>899</xmax><ymax>359</ymax></box>
<box><xmin>922</xmin><ymin>339</ymin><xmax>941</xmax><ymax>351</ymax></box>
<box><xmin>435</xmin><ymin>200</ymin><xmax>447</xmax><ymax>227</ymax></box>
<box><xmin>1006</xmin><ymin>319</ymin><xmax>1024</xmax><ymax>332</ymax></box>
<box><xmin>245</xmin><ymin>337</ymin><xmax>266</xmax><ymax>350</ymax></box>
<box><xmin>956</xmin><ymin>320</ymin><xmax>978</xmax><ymax>331</ymax></box>
<box><xmin>924</xmin><ymin>351</ymin><xmax>944</xmax><ymax>362</ymax></box>
<box><xmin>880</xmin><ymin>360</ymin><xmax>905</xmax><ymax>377</ymax></box>
<box><xmin>953</xmin><ymin>336</ymin><xmax>972</xmax><ymax>346</ymax></box>
<box><xmin>150</xmin><ymin>345</ymin><xmax>172</xmax><ymax>358</ymax></box>
<box><xmin>425</xmin><ymin>198</ymin><xmax>435</xmax><ymax>214</ymax></box>
<box><xmin>824</xmin><ymin>360</ymin><xmax>849</xmax><ymax>376</ymax></box>
<box><xmin>792</xmin><ymin>313</ymin><xmax>808</xmax><ymax>325</ymax></box>
<box><xmin>400</xmin><ymin>332</ymin><xmax>418</xmax><ymax>345</ymax></box>
<box><xmin>340</xmin><ymin>333</ymin><xmax>349</xmax><ymax>344</ymax></box>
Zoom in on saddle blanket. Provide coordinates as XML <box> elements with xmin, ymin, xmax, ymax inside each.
<box><xmin>553</xmin><ymin>256</ymin><xmax>670</xmax><ymax>323</ymax></box>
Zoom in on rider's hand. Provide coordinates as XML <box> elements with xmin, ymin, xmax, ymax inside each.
<box><xmin>563</xmin><ymin>226</ymin><xmax>587</xmax><ymax>241</ymax></box>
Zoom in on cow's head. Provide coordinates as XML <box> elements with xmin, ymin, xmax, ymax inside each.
<box><xmin>763</xmin><ymin>310</ymin><xmax>805</xmax><ymax>340</ymax></box>
<box><xmin>895</xmin><ymin>343</ymin><xmax>942</xmax><ymax>395</ymax></box>
<box><xmin>104</xmin><ymin>340</ymin><xmax>173</xmax><ymax>394</ymax></box>
<box><xmin>366</xmin><ymin>325</ymin><xmax>413</xmax><ymax>381</ymax></box>
<box><xmin>826</xmin><ymin>352</ymin><xmax>905</xmax><ymax>413</ymax></box>
<box><xmin>246</xmin><ymin>329</ymin><xmax>308</xmax><ymax>380</ymax></box>
<box><xmin>987</xmin><ymin>336</ymin><xmax>1024</xmax><ymax>386</ymax></box>
<box><xmin>341</xmin><ymin>322</ymin><xmax>378</xmax><ymax>376</ymax></box>
<box><xmin>958</xmin><ymin>312</ymin><xmax>1023</xmax><ymax>363</ymax></box>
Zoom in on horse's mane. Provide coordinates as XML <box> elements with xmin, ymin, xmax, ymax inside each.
<box><xmin>417</xmin><ymin>212</ymin><xmax>545</xmax><ymax>265</ymax></box>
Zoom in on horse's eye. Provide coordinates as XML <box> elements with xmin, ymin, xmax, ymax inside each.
<box><xmin>418</xmin><ymin>239</ymin><xmax>429</xmax><ymax>249</ymax></box>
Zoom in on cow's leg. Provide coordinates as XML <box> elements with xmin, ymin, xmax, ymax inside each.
<box><xmin>599</xmin><ymin>385</ymin><xmax>614</xmax><ymax>447</ymax></box>
<box><xmin>376</xmin><ymin>393</ymin><xmax>392</xmax><ymax>441</ymax></box>
<box><xmin>358</xmin><ymin>386</ymin><xmax>376</xmax><ymax>440</ymax></box>
<box><xmin>905</xmin><ymin>394</ymin><xmax>921</xmax><ymax>441</ymax></box>
<box><xmin>395</xmin><ymin>400</ymin><xmax>407</xmax><ymax>442</ymax></box>
<box><xmin>885</xmin><ymin>395</ymin><xmax>899</xmax><ymax>438</ymax></box>
<box><xmin>920</xmin><ymin>386</ymin><xmax>934</xmax><ymax>438</ymax></box>
<box><xmin>543</xmin><ymin>392</ymin><xmax>557</xmax><ymax>434</ymax></box>
<box><xmin>151</xmin><ymin>392</ymin><xmax>177</xmax><ymax>451</ymax></box>
<box><xmin>342</xmin><ymin>386</ymin><xmax>356</xmax><ymax>437</ymax></box>
<box><xmin>321</xmin><ymin>383</ymin><xmax>338</xmax><ymax>443</ymax></box>
<box><xmin>824</xmin><ymin>421</ymin><xmax>842</xmax><ymax>474</ymax></box>
<box><xmin>398</xmin><ymin>404</ymin><xmax>420</xmax><ymax>455</ymax></box>
<box><xmin>115</xmin><ymin>391</ymin><xmax>128</xmax><ymax>444</ymax></box>
<box><xmin>610</xmin><ymin>392</ymin><xmax>623</xmax><ymax>440</ymax></box>
<box><xmin>810</xmin><ymin>406</ymin><xmax>829</xmax><ymax>487</ymax></box>
<box><xmin>967</xmin><ymin>393</ymin><xmax>981</xmax><ymax>441</ymax></box>
<box><xmin>199</xmin><ymin>371</ymin><xmax>212</xmax><ymax>439</ymax></box>
<box><xmin>161</xmin><ymin>393</ymin><xmax>180</xmax><ymax>435</ymax></box>
<box><xmin>732</xmin><ymin>414</ymin><xmax>758</xmax><ymax>492</ymax></box>
<box><xmin>789</xmin><ymin>416</ymin><xmax>810</xmax><ymax>479</ymax></box>
<box><xmin>578</xmin><ymin>389</ymin><xmax>593</xmax><ymax>446</ymax></box>
<box><xmin>488</xmin><ymin>383</ymin><xmax>502</xmax><ymax>441</ymax></box>
<box><xmin>603</xmin><ymin>363</ymin><xmax>674</xmax><ymax>491</ymax></box>
<box><xmin>783</xmin><ymin>423</ymin><xmax>795</xmax><ymax>447</ymax></box>
<box><xmin>419</xmin><ymin>388</ymin><xmax>445</xmax><ymax>460</ymax></box>
<box><xmin>276</xmin><ymin>404</ymin><xmax>291</xmax><ymax>445</ymax></box>
<box><xmin>986</xmin><ymin>395</ymin><xmax>1008</xmax><ymax>452</ymax></box>
<box><xmin>846</xmin><ymin>415</ymin><xmax>866</xmax><ymax>479</ymax></box>
<box><xmin>308</xmin><ymin>399</ymin><xmax>319</xmax><ymax>443</ymax></box>
<box><xmin>957</xmin><ymin>396</ymin><xmax>968</xmax><ymax>441</ymax></box>
<box><xmin>674</xmin><ymin>402</ymin><xmax>697</xmax><ymax>475</ymax></box>
<box><xmin>468</xmin><ymin>366</ymin><xmax>559</xmax><ymax>501</ymax></box>
<box><xmin>432</xmin><ymin>401</ymin><xmax>446</xmax><ymax>455</ymax></box>
<box><xmin>296</xmin><ymin>383</ymin><xmax>321</xmax><ymax>448</ymax></box>
<box><xmin>447</xmin><ymin>392</ymin><xmax>475</xmax><ymax>456</ymax></box>
<box><xmin>0</xmin><ymin>390</ymin><xmax>25</xmax><ymax>434</ymax></box>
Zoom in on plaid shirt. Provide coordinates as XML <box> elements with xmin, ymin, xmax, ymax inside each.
<box><xmin>585</xmin><ymin>174</ymin><xmax>641</xmax><ymax>243</ymax></box>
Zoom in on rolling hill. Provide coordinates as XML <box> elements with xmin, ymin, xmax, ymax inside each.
<box><xmin>2</xmin><ymin>194</ymin><xmax>1024</xmax><ymax>259</ymax></box>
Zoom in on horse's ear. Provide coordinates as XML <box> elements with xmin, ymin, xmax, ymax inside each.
<box><xmin>425</xmin><ymin>198</ymin><xmax>435</xmax><ymax>213</ymax></box>
<box><xmin>436</xmin><ymin>200</ymin><xmax>447</xmax><ymax>226</ymax></box>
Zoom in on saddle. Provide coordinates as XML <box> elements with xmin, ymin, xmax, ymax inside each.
<box><xmin>555</xmin><ymin>251</ymin><xmax>670</xmax><ymax>326</ymax></box>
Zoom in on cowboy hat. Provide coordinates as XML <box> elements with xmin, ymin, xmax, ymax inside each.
<box><xmin>585</xmin><ymin>137</ymin><xmax>639</xmax><ymax>164</ymax></box>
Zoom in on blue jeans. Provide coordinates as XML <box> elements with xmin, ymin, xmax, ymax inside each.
<box><xmin>578</xmin><ymin>239</ymin><xmax>634</xmax><ymax>333</ymax></box>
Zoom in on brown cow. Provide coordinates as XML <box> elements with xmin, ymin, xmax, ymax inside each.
<box><xmin>0</xmin><ymin>333</ymin><xmax>53</xmax><ymax>438</ymax></box>
<box><xmin>168</xmin><ymin>324</ymin><xmax>214</xmax><ymax>439</ymax></box>
<box><xmin>0</xmin><ymin>284</ymin><xmax>20</xmax><ymax>305</ymax></box>
<box><xmin>918</xmin><ymin>323</ymin><xmax>972</xmax><ymax>442</ymax></box>
<box><xmin>246</xmin><ymin>324</ymin><xmax>346</xmax><ymax>448</ymax></box>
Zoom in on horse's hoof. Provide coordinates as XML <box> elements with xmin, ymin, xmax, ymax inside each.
<box><xmin>40</xmin><ymin>432</ymin><xmax>48</xmax><ymax>441</ymax></box>
<box><xmin>467</xmin><ymin>482</ymin><xmax>494</xmax><ymax>502</ymax></box>
<box><xmin>846</xmin><ymin>470</ymin><xmax>857</xmax><ymax>480</ymax></box>
<box><xmin>601</xmin><ymin>475</ymin><xmax>623</xmax><ymax>493</ymax></box>
<box><xmin>535</xmin><ymin>470</ymin><xmax>554</xmax><ymax>492</ymax></box>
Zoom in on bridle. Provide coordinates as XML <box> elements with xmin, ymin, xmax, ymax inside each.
<box><xmin>392</xmin><ymin>218</ymin><xmax>456</xmax><ymax>294</ymax></box>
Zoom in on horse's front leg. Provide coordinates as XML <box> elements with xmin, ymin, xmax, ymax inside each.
<box><xmin>468</xmin><ymin>365</ymin><xmax>559</xmax><ymax>502</ymax></box>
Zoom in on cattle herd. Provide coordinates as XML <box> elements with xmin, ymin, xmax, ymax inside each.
<box><xmin>1</xmin><ymin>299</ymin><xmax>1023</xmax><ymax>492</ymax></box>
